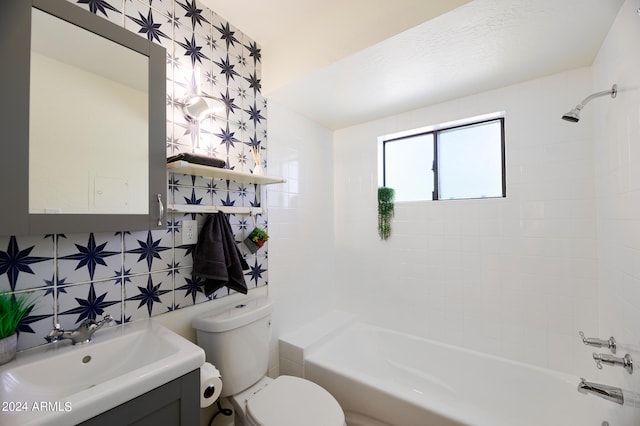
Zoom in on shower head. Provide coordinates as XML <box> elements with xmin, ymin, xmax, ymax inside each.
<box><xmin>561</xmin><ymin>107</ymin><xmax>581</xmax><ymax>123</ymax></box>
<box><xmin>561</xmin><ymin>84</ymin><xmax>617</xmax><ymax>123</ymax></box>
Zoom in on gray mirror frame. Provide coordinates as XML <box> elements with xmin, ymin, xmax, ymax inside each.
<box><xmin>0</xmin><ymin>0</ymin><xmax>166</xmax><ymax>236</ymax></box>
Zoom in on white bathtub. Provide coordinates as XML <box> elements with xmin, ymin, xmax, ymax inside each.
<box><xmin>297</xmin><ymin>322</ymin><xmax>614</xmax><ymax>426</ymax></box>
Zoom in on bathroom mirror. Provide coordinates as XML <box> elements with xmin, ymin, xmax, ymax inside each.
<box><xmin>0</xmin><ymin>0</ymin><xmax>166</xmax><ymax>235</ymax></box>
<box><xmin>29</xmin><ymin>8</ymin><xmax>149</xmax><ymax>215</ymax></box>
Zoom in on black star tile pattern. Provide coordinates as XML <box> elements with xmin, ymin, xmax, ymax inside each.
<box><xmin>0</xmin><ymin>0</ymin><xmax>269</xmax><ymax>352</ymax></box>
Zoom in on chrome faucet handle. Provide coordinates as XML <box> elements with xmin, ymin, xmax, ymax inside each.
<box><xmin>579</xmin><ymin>331</ymin><xmax>617</xmax><ymax>354</ymax></box>
<box><xmin>593</xmin><ymin>353</ymin><xmax>604</xmax><ymax>370</ymax></box>
<box><xmin>45</xmin><ymin>323</ymin><xmax>64</xmax><ymax>343</ymax></box>
<box><xmin>97</xmin><ymin>314</ymin><xmax>115</xmax><ymax>328</ymax></box>
<box><xmin>45</xmin><ymin>316</ymin><xmax>114</xmax><ymax>345</ymax></box>
<box><xmin>593</xmin><ymin>352</ymin><xmax>633</xmax><ymax>374</ymax></box>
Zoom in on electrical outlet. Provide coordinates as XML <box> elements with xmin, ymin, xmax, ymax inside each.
<box><xmin>182</xmin><ymin>220</ymin><xmax>198</xmax><ymax>245</ymax></box>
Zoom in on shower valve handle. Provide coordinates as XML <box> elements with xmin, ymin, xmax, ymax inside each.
<box><xmin>593</xmin><ymin>352</ymin><xmax>633</xmax><ymax>375</ymax></box>
<box><xmin>579</xmin><ymin>331</ymin><xmax>616</xmax><ymax>354</ymax></box>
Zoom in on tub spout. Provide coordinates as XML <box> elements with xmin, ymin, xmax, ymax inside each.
<box><xmin>577</xmin><ymin>378</ymin><xmax>624</xmax><ymax>405</ymax></box>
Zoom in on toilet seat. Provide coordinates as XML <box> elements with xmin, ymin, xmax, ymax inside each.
<box><xmin>246</xmin><ymin>376</ymin><xmax>345</xmax><ymax>426</ymax></box>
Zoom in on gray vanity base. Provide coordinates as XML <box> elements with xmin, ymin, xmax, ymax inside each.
<box><xmin>78</xmin><ymin>369</ymin><xmax>199</xmax><ymax>426</ymax></box>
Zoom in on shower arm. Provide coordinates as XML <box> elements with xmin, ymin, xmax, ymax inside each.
<box><xmin>576</xmin><ymin>85</ymin><xmax>618</xmax><ymax>109</ymax></box>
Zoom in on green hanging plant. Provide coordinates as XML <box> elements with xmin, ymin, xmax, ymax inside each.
<box><xmin>378</xmin><ymin>187</ymin><xmax>395</xmax><ymax>240</ymax></box>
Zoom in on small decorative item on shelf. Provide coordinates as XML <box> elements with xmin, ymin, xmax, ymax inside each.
<box><xmin>378</xmin><ymin>187</ymin><xmax>395</xmax><ymax>240</ymax></box>
<box><xmin>0</xmin><ymin>292</ymin><xmax>35</xmax><ymax>365</ymax></box>
<box><xmin>244</xmin><ymin>227</ymin><xmax>269</xmax><ymax>253</ymax></box>
<box><xmin>250</xmin><ymin>146</ymin><xmax>264</xmax><ymax>175</ymax></box>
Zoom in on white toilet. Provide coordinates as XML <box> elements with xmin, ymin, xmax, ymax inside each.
<box><xmin>192</xmin><ymin>296</ymin><xmax>346</xmax><ymax>426</ymax></box>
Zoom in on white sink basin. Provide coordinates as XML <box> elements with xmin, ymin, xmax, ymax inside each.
<box><xmin>0</xmin><ymin>319</ymin><xmax>205</xmax><ymax>426</ymax></box>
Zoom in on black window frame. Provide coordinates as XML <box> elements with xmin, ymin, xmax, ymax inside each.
<box><xmin>381</xmin><ymin>117</ymin><xmax>506</xmax><ymax>201</ymax></box>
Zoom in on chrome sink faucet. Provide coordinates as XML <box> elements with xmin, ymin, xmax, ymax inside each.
<box><xmin>46</xmin><ymin>314</ymin><xmax>115</xmax><ymax>345</ymax></box>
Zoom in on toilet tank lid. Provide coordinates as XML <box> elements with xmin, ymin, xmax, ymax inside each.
<box><xmin>192</xmin><ymin>297</ymin><xmax>274</xmax><ymax>332</ymax></box>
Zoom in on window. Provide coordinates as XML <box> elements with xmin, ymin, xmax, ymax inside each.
<box><xmin>379</xmin><ymin>114</ymin><xmax>505</xmax><ymax>202</ymax></box>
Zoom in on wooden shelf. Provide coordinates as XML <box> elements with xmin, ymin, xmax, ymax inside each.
<box><xmin>167</xmin><ymin>161</ymin><xmax>286</xmax><ymax>185</ymax></box>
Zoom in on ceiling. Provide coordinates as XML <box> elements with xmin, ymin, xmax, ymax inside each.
<box><xmin>200</xmin><ymin>0</ymin><xmax>625</xmax><ymax>130</ymax></box>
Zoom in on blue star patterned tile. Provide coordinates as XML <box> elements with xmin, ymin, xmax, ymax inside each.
<box><xmin>228</xmin><ymin>83</ymin><xmax>249</xmax><ymax>118</ymax></box>
<box><xmin>58</xmin><ymin>233</ymin><xmax>122</xmax><ymax>284</ymax></box>
<box><xmin>244</xmin><ymin>101</ymin><xmax>265</xmax><ymax>127</ymax></box>
<box><xmin>228</xmin><ymin>31</ymin><xmax>248</xmax><ymax>69</ymax></box>
<box><xmin>231</xmin><ymin>147</ymin><xmax>249</xmax><ymax>171</ymax></box>
<box><xmin>192</xmin><ymin>23</ymin><xmax>214</xmax><ymax>61</ymax></box>
<box><xmin>230</xmin><ymin>189</ymin><xmax>248</xmax><ymax>211</ymax></box>
<box><xmin>57</xmin><ymin>280</ymin><xmax>122</xmax><ymax>326</ymax></box>
<box><xmin>124</xmin><ymin>1</ymin><xmax>171</xmax><ymax>48</ymax></box>
<box><xmin>124</xmin><ymin>272</ymin><xmax>174</xmax><ymax>320</ymax></box>
<box><xmin>257</xmin><ymin>94</ymin><xmax>268</xmax><ymax>116</ymax></box>
<box><xmin>168</xmin><ymin>173</ymin><xmax>182</xmax><ymax>197</ymax></box>
<box><xmin>15</xmin><ymin>288</ymin><xmax>54</xmax><ymax>350</ymax></box>
<box><xmin>229</xmin><ymin>215</ymin><xmax>250</xmax><ymax>234</ymax></box>
<box><xmin>0</xmin><ymin>235</ymin><xmax>53</xmax><ymax>292</ymax></box>
<box><xmin>160</xmin><ymin>3</ymin><xmax>183</xmax><ymax>33</ymax></box>
<box><xmin>176</xmin><ymin>33</ymin><xmax>210</xmax><ymax>67</ymax></box>
<box><xmin>173</xmin><ymin>118</ymin><xmax>201</xmax><ymax>150</ymax></box>
<box><xmin>256</xmin><ymin>126</ymin><xmax>268</xmax><ymax>151</ymax></box>
<box><xmin>244</xmin><ymin>41</ymin><xmax>261</xmax><ymax>67</ymax></box>
<box><xmin>147</xmin><ymin>0</ymin><xmax>174</xmax><ymax>17</ymax></box>
<box><xmin>244</xmin><ymin>72</ymin><xmax>262</xmax><ymax>96</ymax></box>
<box><xmin>43</xmin><ymin>274</ymin><xmax>69</xmax><ymax>298</ymax></box>
<box><xmin>213</xmin><ymin>20</ymin><xmax>239</xmax><ymax>50</ymax></box>
<box><xmin>176</xmin><ymin>0</ymin><xmax>210</xmax><ymax>30</ymax></box>
<box><xmin>166</xmin><ymin>130</ymin><xmax>182</xmax><ymax>155</ymax></box>
<box><xmin>235</xmin><ymin>183</ymin><xmax>250</xmax><ymax>201</ymax></box>
<box><xmin>214</xmin><ymin>55</ymin><xmax>240</xmax><ymax>84</ymax></box>
<box><xmin>174</xmin><ymin>272</ymin><xmax>206</xmax><ymax>307</ymax></box>
<box><xmin>193</xmin><ymin>66</ymin><xmax>217</xmax><ymax>100</ymax></box>
<box><xmin>173</xmin><ymin>184</ymin><xmax>211</xmax><ymax>210</ymax></box>
<box><xmin>124</xmin><ymin>230</ymin><xmax>173</xmax><ymax>274</ymax></box>
<box><xmin>74</xmin><ymin>0</ymin><xmax>124</xmax><ymax>26</ymax></box>
<box><xmin>245</xmin><ymin>257</ymin><xmax>267</xmax><ymax>288</ymax></box>
<box><xmin>213</xmin><ymin>190</ymin><xmax>236</xmax><ymax>211</ymax></box>
<box><xmin>10</xmin><ymin>0</ymin><xmax>269</xmax><ymax>353</ymax></box>
<box><xmin>219</xmin><ymin>88</ymin><xmax>240</xmax><ymax>119</ymax></box>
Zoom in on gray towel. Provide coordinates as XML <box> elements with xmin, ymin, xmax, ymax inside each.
<box><xmin>192</xmin><ymin>213</ymin><xmax>249</xmax><ymax>295</ymax></box>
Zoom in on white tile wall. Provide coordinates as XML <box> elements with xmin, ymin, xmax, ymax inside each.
<box><xmin>268</xmin><ymin>3</ymin><xmax>640</xmax><ymax>424</ymax></box>
<box><xmin>265</xmin><ymin>101</ymin><xmax>336</xmax><ymax>376</ymax></box>
<box><xmin>592</xmin><ymin>1</ymin><xmax>640</xmax><ymax>424</ymax></box>
<box><xmin>333</xmin><ymin>67</ymin><xmax>600</xmax><ymax>375</ymax></box>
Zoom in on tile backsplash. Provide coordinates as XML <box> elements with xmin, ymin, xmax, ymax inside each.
<box><xmin>2</xmin><ymin>0</ymin><xmax>268</xmax><ymax>351</ymax></box>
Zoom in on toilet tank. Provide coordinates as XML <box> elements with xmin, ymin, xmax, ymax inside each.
<box><xmin>192</xmin><ymin>297</ymin><xmax>273</xmax><ymax>397</ymax></box>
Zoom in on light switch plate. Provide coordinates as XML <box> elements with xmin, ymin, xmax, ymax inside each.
<box><xmin>182</xmin><ymin>220</ymin><xmax>198</xmax><ymax>245</ymax></box>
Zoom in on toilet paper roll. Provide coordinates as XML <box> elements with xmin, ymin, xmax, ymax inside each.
<box><xmin>200</xmin><ymin>362</ymin><xmax>223</xmax><ymax>408</ymax></box>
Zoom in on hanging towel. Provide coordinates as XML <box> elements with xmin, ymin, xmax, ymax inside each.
<box><xmin>192</xmin><ymin>213</ymin><xmax>249</xmax><ymax>295</ymax></box>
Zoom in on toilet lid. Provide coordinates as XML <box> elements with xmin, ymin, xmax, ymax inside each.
<box><xmin>246</xmin><ymin>376</ymin><xmax>344</xmax><ymax>426</ymax></box>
